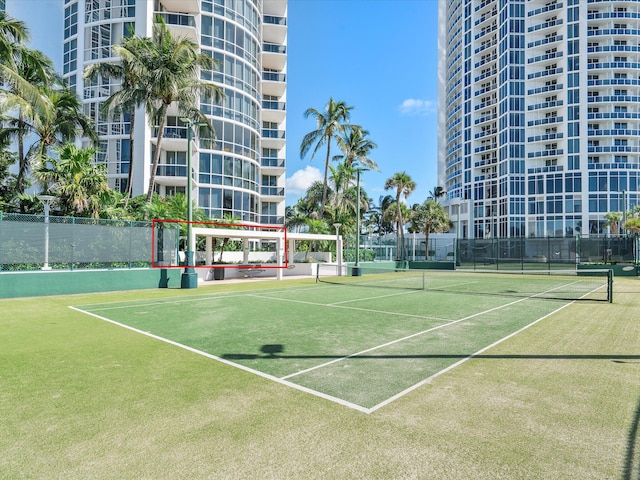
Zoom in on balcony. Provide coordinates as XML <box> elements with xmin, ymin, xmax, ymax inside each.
<box><xmin>528</xmin><ymin>2</ymin><xmax>562</xmax><ymax>18</ymax></box>
<box><xmin>527</xmin><ymin>132</ymin><xmax>564</xmax><ymax>143</ymax></box>
<box><xmin>261</xmin><ymin>70</ymin><xmax>286</xmax><ymax>97</ymax></box>
<box><xmin>260</xmin><ymin>215</ymin><xmax>284</xmax><ymax>225</ymax></box>
<box><xmin>261</xmin><ymin>128</ymin><xmax>285</xmax><ymax>150</ymax></box>
<box><xmin>260</xmin><ymin>186</ymin><xmax>285</xmax><ymax>197</ymax></box>
<box><xmin>528</xmin><ymin>18</ymin><xmax>563</xmax><ymax>34</ymax></box>
<box><xmin>527</xmin><ymin>83</ymin><xmax>563</xmax><ymax>96</ymax></box>
<box><xmin>528</xmin><ymin>100</ymin><xmax>564</xmax><ymax>111</ymax></box>
<box><xmin>527</xmin><ymin>148</ymin><xmax>564</xmax><ymax>159</ymax></box>
<box><xmin>159</xmin><ymin>0</ymin><xmax>199</xmax><ymax>14</ymax></box>
<box><xmin>260</xmin><ymin>157</ymin><xmax>286</xmax><ymax>170</ymax></box>
<box><xmin>156</xmin><ymin>165</ymin><xmax>187</xmax><ymax>178</ymax></box>
<box><xmin>474</xmin><ymin>143</ymin><xmax>497</xmax><ymax>154</ymax></box>
<box><xmin>262</xmin><ymin>100</ymin><xmax>286</xmax><ymax>123</ymax></box>
<box><xmin>155</xmin><ymin>12</ymin><xmax>197</xmax><ymax>43</ymax></box>
<box><xmin>263</xmin><ymin>15</ymin><xmax>286</xmax><ymax>44</ymax></box>
<box><xmin>152</xmin><ymin>126</ymin><xmax>188</xmax><ymax>151</ymax></box>
<box><xmin>262</xmin><ymin>100</ymin><xmax>285</xmax><ymax>110</ymax></box>
<box><xmin>263</xmin><ymin>43</ymin><xmax>287</xmax><ymax>71</ymax></box>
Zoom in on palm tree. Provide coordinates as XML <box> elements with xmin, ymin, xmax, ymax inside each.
<box><xmin>25</xmin><ymin>85</ymin><xmax>97</xmax><ymax>165</ymax></box>
<box><xmin>0</xmin><ymin>47</ymin><xmax>59</xmax><ymax>194</ymax></box>
<box><xmin>0</xmin><ymin>13</ymin><xmax>49</xmax><ymax>117</ymax></box>
<box><xmin>364</xmin><ymin>194</ymin><xmax>394</xmax><ymax>235</ymax></box>
<box><xmin>0</xmin><ymin>12</ymin><xmax>28</xmax><ymax>62</ymax></box>
<box><xmin>285</xmin><ymin>200</ymin><xmax>314</xmax><ymax>233</ymax></box>
<box><xmin>428</xmin><ymin>186</ymin><xmax>446</xmax><ymax>202</ymax></box>
<box><xmin>334</xmin><ymin>125</ymin><xmax>379</xmax><ymax>171</ymax></box>
<box><xmin>83</xmin><ymin>34</ymin><xmax>153</xmax><ymax>203</ymax></box>
<box><xmin>384</xmin><ymin>171</ymin><xmax>416</xmax><ymax>261</ymax></box>
<box><xmin>624</xmin><ymin>217</ymin><xmax>640</xmax><ymax>234</ymax></box>
<box><xmin>34</xmin><ymin>144</ymin><xmax>109</xmax><ymax>218</ymax></box>
<box><xmin>300</xmin><ymin>97</ymin><xmax>354</xmax><ymax>216</ymax></box>
<box><xmin>326</xmin><ymin>162</ymin><xmax>369</xmax><ymax>231</ymax></box>
<box><xmin>0</xmin><ymin>12</ymin><xmax>39</xmax><ymax>106</ymax></box>
<box><xmin>0</xmin><ymin>146</ymin><xmax>18</xmax><ymax>211</ymax></box>
<box><xmin>2</xmin><ymin>82</ymin><xmax>97</xmax><ymax>210</ymax></box>
<box><xmin>302</xmin><ymin>180</ymin><xmax>327</xmax><ymax>216</ymax></box>
<box><xmin>604</xmin><ymin>211</ymin><xmax>623</xmax><ymax>235</ymax></box>
<box><xmin>141</xmin><ymin>18</ymin><xmax>224</xmax><ymax>203</ymax></box>
<box><xmin>411</xmin><ymin>198</ymin><xmax>451</xmax><ymax>259</ymax></box>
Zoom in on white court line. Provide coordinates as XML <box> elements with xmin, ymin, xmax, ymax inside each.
<box><xmin>326</xmin><ymin>280</ymin><xmax>480</xmax><ymax>306</ymax></box>
<box><xmin>281</xmin><ymin>294</ymin><xmax>536</xmax><ymax>381</ymax></box>
<box><xmin>328</xmin><ymin>289</ymin><xmax>421</xmax><ymax>305</ymax></box>
<box><xmin>367</xmin><ymin>301</ymin><xmax>575</xmax><ymax>413</ymax></box>
<box><xmin>77</xmin><ymin>285</ymin><xmax>325</xmax><ymax>312</ymax></box>
<box><xmin>70</xmin><ymin>278</ymin><xmax>597</xmax><ymax>414</ymax></box>
<box><xmin>246</xmin><ymin>293</ymin><xmax>451</xmax><ymax>322</ymax></box>
<box><xmin>68</xmin><ymin>305</ymin><xmax>371</xmax><ymax>414</ymax></box>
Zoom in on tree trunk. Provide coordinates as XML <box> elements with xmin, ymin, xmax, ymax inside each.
<box><xmin>146</xmin><ymin>105</ymin><xmax>168</xmax><ymax>203</ymax></box>
<box><xmin>16</xmin><ymin>116</ymin><xmax>26</xmax><ymax>200</ymax></box>
<box><xmin>124</xmin><ymin>108</ymin><xmax>135</xmax><ymax>205</ymax></box>
<box><xmin>319</xmin><ymin>135</ymin><xmax>332</xmax><ymax>217</ymax></box>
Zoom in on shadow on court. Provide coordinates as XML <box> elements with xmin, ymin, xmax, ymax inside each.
<box><xmin>622</xmin><ymin>391</ymin><xmax>640</xmax><ymax>480</ymax></box>
<box><xmin>223</xmin><ymin>346</ymin><xmax>640</xmax><ymax>362</ymax></box>
<box><xmin>224</xmin><ymin>345</ymin><xmax>640</xmax><ymax>477</ymax></box>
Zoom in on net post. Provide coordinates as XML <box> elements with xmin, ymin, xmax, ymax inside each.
<box><xmin>607</xmin><ymin>269</ymin><xmax>614</xmax><ymax>303</ymax></box>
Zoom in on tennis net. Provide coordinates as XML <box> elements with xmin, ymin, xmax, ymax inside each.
<box><xmin>316</xmin><ymin>264</ymin><xmax>613</xmax><ymax>302</ymax></box>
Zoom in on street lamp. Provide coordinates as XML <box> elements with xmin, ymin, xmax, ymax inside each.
<box><xmin>37</xmin><ymin>195</ymin><xmax>55</xmax><ymax>270</ymax></box>
<box><xmin>621</xmin><ymin>190</ymin><xmax>627</xmax><ymax>236</ymax></box>
<box><xmin>353</xmin><ymin>168</ymin><xmax>366</xmax><ymax>276</ymax></box>
<box><xmin>451</xmin><ymin>198</ymin><xmax>462</xmax><ymax>266</ymax></box>
<box><xmin>333</xmin><ymin>222</ymin><xmax>342</xmax><ymax>276</ymax></box>
<box><xmin>180</xmin><ymin>119</ymin><xmax>205</xmax><ymax>289</ymax></box>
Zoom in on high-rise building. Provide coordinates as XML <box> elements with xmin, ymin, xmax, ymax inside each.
<box><xmin>64</xmin><ymin>0</ymin><xmax>287</xmax><ymax>224</ymax></box>
<box><xmin>438</xmin><ymin>0</ymin><xmax>639</xmax><ymax>238</ymax></box>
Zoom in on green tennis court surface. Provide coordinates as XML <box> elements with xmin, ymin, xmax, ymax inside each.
<box><xmin>71</xmin><ymin>270</ymin><xmax>611</xmax><ymax>412</ymax></box>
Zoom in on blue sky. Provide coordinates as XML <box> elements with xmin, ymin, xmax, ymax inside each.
<box><xmin>7</xmin><ymin>0</ymin><xmax>440</xmax><ymax>208</ymax></box>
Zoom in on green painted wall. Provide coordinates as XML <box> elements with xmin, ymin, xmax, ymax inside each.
<box><xmin>0</xmin><ymin>269</ymin><xmax>180</xmax><ymax>299</ymax></box>
<box><xmin>408</xmin><ymin>261</ymin><xmax>456</xmax><ymax>270</ymax></box>
<box><xmin>577</xmin><ymin>264</ymin><xmax>637</xmax><ymax>277</ymax></box>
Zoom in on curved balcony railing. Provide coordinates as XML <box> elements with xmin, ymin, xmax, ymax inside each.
<box><xmin>155</xmin><ymin>12</ymin><xmax>196</xmax><ymax>28</ymax></box>
<box><xmin>264</xmin><ymin>15</ymin><xmax>286</xmax><ymax>26</ymax></box>
<box><xmin>261</xmin><ymin>157</ymin><xmax>286</xmax><ymax>168</ymax></box>
<box><xmin>156</xmin><ymin>165</ymin><xmax>187</xmax><ymax>177</ymax></box>
<box><xmin>153</xmin><ymin>126</ymin><xmax>188</xmax><ymax>139</ymax></box>
<box><xmin>263</xmin><ymin>43</ymin><xmax>286</xmax><ymax>54</ymax></box>
<box><xmin>260</xmin><ymin>186</ymin><xmax>285</xmax><ymax>196</ymax></box>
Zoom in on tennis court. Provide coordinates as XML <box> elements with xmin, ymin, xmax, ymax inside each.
<box><xmin>71</xmin><ymin>269</ymin><xmax>612</xmax><ymax>413</ymax></box>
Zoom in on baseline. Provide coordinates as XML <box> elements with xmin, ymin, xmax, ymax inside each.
<box><xmin>68</xmin><ymin>305</ymin><xmax>371</xmax><ymax>414</ymax></box>
<box><xmin>280</xmin><ymin>293</ymin><xmax>538</xmax><ymax>381</ymax></box>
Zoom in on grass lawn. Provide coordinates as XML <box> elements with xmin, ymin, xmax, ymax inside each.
<box><xmin>1</xmin><ymin>275</ymin><xmax>639</xmax><ymax>479</ymax></box>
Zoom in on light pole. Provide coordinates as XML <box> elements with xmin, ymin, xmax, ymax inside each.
<box><xmin>451</xmin><ymin>198</ymin><xmax>462</xmax><ymax>266</ymax></box>
<box><xmin>180</xmin><ymin>119</ymin><xmax>203</xmax><ymax>289</ymax></box>
<box><xmin>353</xmin><ymin>168</ymin><xmax>365</xmax><ymax>276</ymax></box>
<box><xmin>621</xmin><ymin>190</ymin><xmax>627</xmax><ymax>236</ymax></box>
<box><xmin>333</xmin><ymin>222</ymin><xmax>342</xmax><ymax>276</ymax></box>
<box><xmin>37</xmin><ymin>195</ymin><xmax>55</xmax><ymax>270</ymax></box>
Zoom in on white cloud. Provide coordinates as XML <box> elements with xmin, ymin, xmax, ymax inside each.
<box><xmin>286</xmin><ymin>166</ymin><xmax>322</xmax><ymax>195</ymax></box>
<box><xmin>398</xmin><ymin>98</ymin><xmax>436</xmax><ymax>116</ymax></box>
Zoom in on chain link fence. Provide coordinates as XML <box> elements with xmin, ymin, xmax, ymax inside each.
<box><xmin>344</xmin><ymin>233</ymin><xmax>639</xmax><ymax>269</ymax></box>
<box><xmin>3</xmin><ymin>214</ymin><xmax>637</xmax><ymax>273</ymax></box>
<box><xmin>0</xmin><ymin>213</ymin><xmax>159</xmax><ymax>271</ymax></box>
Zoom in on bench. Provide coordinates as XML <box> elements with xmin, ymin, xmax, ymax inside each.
<box><xmin>238</xmin><ymin>264</ymin><xmax>265</xmax><ymax>277</ymax></box>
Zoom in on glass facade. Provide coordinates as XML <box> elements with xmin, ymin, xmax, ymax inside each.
<box><xmin>439</xmin><ymin>0</ymin><xmax>640</xmax><ymax>238</ymax></box>
<box><xmin>63</xmin><ymin>0</ymin><xmax>287</xmax><ymax>224</ymax></box>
